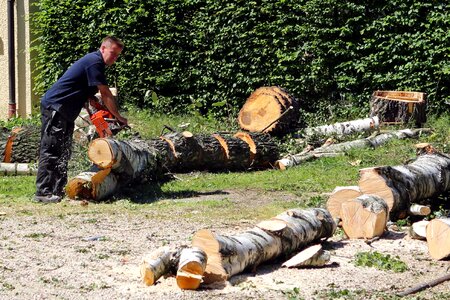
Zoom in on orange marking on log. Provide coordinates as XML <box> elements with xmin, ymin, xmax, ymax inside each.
<box><xmin>3</xmin><ymin>127</ymin><xmax>22</xmax><ymax>163</ymax></box>
<box><xmin>160</xmin><ymin>136</ymin><xmax>178</xmax><ymax>159</ymax></box>
<box><xmin>212</xmin><ymin>134</ymin><xmax>229</xmax><ymax>160</ymax></box>
<box><xmin>234</xmin><ymin>132</ymin><xmax>256</xmax><ymax>162</ymax></box>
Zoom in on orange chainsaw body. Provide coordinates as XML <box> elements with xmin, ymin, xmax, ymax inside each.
<box><xmin>90</xmin><ymin>110</ymin><xmax>114</xmax><ymax>138</ymax></box>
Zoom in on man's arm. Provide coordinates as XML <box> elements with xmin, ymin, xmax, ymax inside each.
<box><xmin>97</xmin><ymin>85</ymin><xmax>128</xmax><ymax>125</ymax></box>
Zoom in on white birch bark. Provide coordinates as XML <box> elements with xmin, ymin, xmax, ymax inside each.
<box><xmin>0</xmin><ymin>162</ymin><xmax>37</xmax><ymax>176</ymax></box>
<box><xmin>176</xmin><ymin>247</ymin><xmax>208</xmax><ymax>290</ymax></box>
<box><xmin>66</xmin><ymin>169</ymin><xmax>118</xmax><ymax>201</ymax></box>
<box><xmin>192</xmin><ymin>208</ymin><xmax>336</xmax><ymax>282</ymax></box>
<box><xmin>304</xmin><ymin>116</ymin><xmax>379</xmax><ymax>138</ymax></box>
<box><xmin>140</xmin><ymin>247</ymin><xmax>181</xmax><ymax>286</ymax></box>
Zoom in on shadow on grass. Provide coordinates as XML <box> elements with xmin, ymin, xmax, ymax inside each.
<box><xmin>115</xmin><ymin>181</ymin><xmax>229</xmax><ymax>204</ymax></box>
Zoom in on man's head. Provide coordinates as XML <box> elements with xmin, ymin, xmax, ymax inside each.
<box><xmin>100</xmin><ymin>36</ymin><xmax>124</xmax><ymax>66</ymax></box>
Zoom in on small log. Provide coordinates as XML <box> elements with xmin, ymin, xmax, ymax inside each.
<box><xmin>304</xmin><ymin>116</ymin><xmax>379</xmax><ymax>140</ymax></box>
<box><xmin>2</xmin><ymin>126</ymin><xmax>40</xmax><ymax>163</ymax></box>
<box><xmin>0</xmin><ymin>162</ymin><xmax>37</xmax><ymax>176</ymax></box>
<box><xmin>192</xmin><ymin>208</ymin><xmax>336</xmax><ymax>283</ymax></box>
<box><xmin>140</xmin><ymin>247</ymin><xmax>182</xmax><ymax>286</ymax></box>
<box><xmin>238</xmin><ymin>86</ymin><xmax>300</xmax><ymax>136</ymax></box>
<box><xmin>397</xmin><ymin>273</ymin><xmax>450</xmax><ymax>297</ymax></box>
<box><xmin>176</xmin><ymin>247</ymin><xmax>208</xmax><ymax>290</ymax></box>
<box><xmin>409</xmin><ymin>204</ymin><xmax>431</xmax><ymax>216</ymax></box>
<box><xmin>340</xmin><ymin>195</ymin><xmax>388</xmax><ymax>239</ymax></box>
<box><xmin>282</xmin><ymin>244</ymin><xmax>330</xmax><ymax>268</ymax></box>
<box><xmin>409</xmin><ymin>220</ymin><xmax>429</xmax><ymax>240</ymax></box>
<box><xmin>370</xmin><ymin>90</ymin><xmax>426</xmax><ymax>126</ymax></box>
<box><xmin>326</xmin><ymin>186</ymin><xmax>363</xmax><ymax>220</ymax></box>
<box><xmin>66</xmin><ymin>169</ymin><xmax>117</xmax><ymax>201</ymax></box>
<box><xmin>426</xmin><ymin>218</ymin><xmax>450</xmax><ymax>260</ymax></box>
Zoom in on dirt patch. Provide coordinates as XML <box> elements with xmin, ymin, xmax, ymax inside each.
<box><xmin>0</xmin><ymin>190</ymin><xmax>449</xmax><ymax>299</ymax></box>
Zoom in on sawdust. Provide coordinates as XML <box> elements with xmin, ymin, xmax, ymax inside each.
<box><xmin>0</xmin><ymin>190</ymin><xmax>449</xmax><ymax>300</ymax></box>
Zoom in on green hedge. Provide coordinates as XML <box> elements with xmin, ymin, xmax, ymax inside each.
<box><xmin>31</xmin><ymin>0</ymin><xmax>450</xmax><ymax>121</ymax></box>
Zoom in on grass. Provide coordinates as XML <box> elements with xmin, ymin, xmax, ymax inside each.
<box><xmin>0</xmin><ymin>112</ymin><xmax>448</xmax><ymax>223</ymax></box>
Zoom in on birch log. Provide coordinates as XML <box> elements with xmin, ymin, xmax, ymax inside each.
<box><xmin>359</xmin><ymin>152</ymin><xmax>450</xmax><ymax>220</ymax></box>
<box><xmin>340</xmin><ymin>194</ymin><xmax>388</xmax><ymax>239</ymax></box>
<box><xmin>326</xmin><ymin>186</ymin><xmax>363</xmax><ymax>220</ymax></box>
<box><xmin>66</xmin><ymin>169</ymin><xmax>118</xmax><ymax>201</ymax></box>
<box><xmin>140</xmin><ymin>247</ymin><xmax>182</xmax><ymax>286</ymax></box>
<box><xmin>426</xmin><ymin>218</ymin><xmax>450</xmax><ymax>260</ymax></box>
<box><xmin>192</xmin><ymin>208</ymin><xmax>336</xmax><ymax>283</ymax></box>
<box><xmin>275</xmin><ymin>128</ymin><xmax>431</xmax><ymax>170</ymax></box>
<box><xmin>409</xmin><ymin>220</ymin><xmax>429</xmax><ymax>240</ymax></box>
<box><xmin>304</xmin><ymin>116</ymin><xmax>379</xmax><ymax>140</ymax></box>
<box><xmin>176</xmin><ymin>247</ymin><xmax>208</xmax><ymax>290</ymax></box>
<box><xmin>0</xmin><ymin>162</ymin><xmax>37</xmax><ymax>176</ymax></box>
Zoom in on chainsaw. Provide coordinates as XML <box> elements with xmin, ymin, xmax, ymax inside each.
<box><xmin>86</xmin><ymin>97</ymin><xmax>129</xmax><ymax>138</ymax></box>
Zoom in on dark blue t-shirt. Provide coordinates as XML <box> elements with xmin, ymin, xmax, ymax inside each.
<box><xmin>41</xmin><ymin>50</ymin><xmax>107</xmax><ymax>122</ymax></box>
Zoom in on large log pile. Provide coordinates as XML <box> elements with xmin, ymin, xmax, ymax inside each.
<box><xmin>238</xmin><ymin>86</ymin><xmax>300</xmax><ymax>136</ymax></box>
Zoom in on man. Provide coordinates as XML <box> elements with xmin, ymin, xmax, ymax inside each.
<box><xmin>35</xmin><ymin>36</ymin><xmax>128</xmax><ymax>203</ymax></box>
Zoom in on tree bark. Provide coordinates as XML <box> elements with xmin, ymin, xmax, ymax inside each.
<box><xmin>140</xmin><ymin>247</ymin><xmax>183</xmax><ymax>286</ymax></box>
<box><xmin>370</xmin><ymin>90</ymin><xmax>426</xmax><ymax>126</ymax></box>
<box><xmin>0</xmin><ymin>162</ymin><xmax>38</xmax><ymax>176</ymax></box>
<box><xmin>1</xmin><ymin>126</ymin><xmax>40</xmax><ymax>163</ymax></box>
<box><xmin>238</xmin><ymin>86</ymin><xmax>300</xmax><ymax>136</ymax></box>
<box><xmin>66</xmin><ymin>169</ymin><xmax>118</xmax><ymax>201</ymax></box>
<box><xmin>303</xmin><ymin>116</ymin><xmax>379</xmax><ymax>141</ymax></box>
<box><xmin>358</xmin><ymin>152</ymin><xmax>450</xmax><ymax>220</ymax></box>
<box><xmin>176</xmin><ymin>247</ymin><xmax>208</xmax><ymax>290</ymax></box>
<box><xmin>192</xmin><ymin>208</ymin><xmax>336</xmax><ymax>283</ymax></box>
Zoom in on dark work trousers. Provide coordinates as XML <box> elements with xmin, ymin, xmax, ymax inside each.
<box><xmin>36</xmin><ymin>106</ymin><xmax>74</xmax><ymax>197</ymax></box>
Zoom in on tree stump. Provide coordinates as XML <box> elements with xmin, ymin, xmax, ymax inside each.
<box><xmin>238</xmin><ymin>86</ymin><xmax>300</xmax><ymax>136</ymax></box>
<box><xmin>370</xmin><ymin>91</ymin><xmax>426</xmax><ymax>126</ymax></box>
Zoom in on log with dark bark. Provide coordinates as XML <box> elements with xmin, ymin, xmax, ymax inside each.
<box><xmin>238</xmin><ymin>86</ymin><xmax>300</xmax><ymax>136</ymax></box>
<box><xmin>192</xmin><ymin>208</ymin><xmax>336</xmax><ymax>283</ymax></box>
<box><xmin>234</xmin><ymin>132</ymin><xmax>279</xmax><ymax>169</ymax></box>
<box><xmin>370</xmin><ymin>90</ymin><xmax>426</xmax><ymax>126</ymax></box>
<box><xmin>358</xmin><ymin>149</ymin><xmax>450</xmax><ymax>221</ymax></box>
<box><xmin>0</xmin><ymin>126</ymin><xmax>40</xmax><ymax>163</ymax></box>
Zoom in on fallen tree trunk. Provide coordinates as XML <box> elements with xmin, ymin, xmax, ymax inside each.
<box><xmin>192</xmin><ymin>208</ymin><xmax>336</xmax><ymax>283</ymax></box>
<box><xmin>275</xmin><ymin>128</ymin><xmax>431</xmax><ymax>170</ymax></box>
<box><xmin>340</xmin><ymin>194</ymin><xmax>388</xmax><ymax>239</ymax></box>
<box><xmin>303</xmin><ymin>116</ymin><xmax>379</xmax><ymax>141</ymax></box>
<box><xmin>358</xmin><ymin>151</ymin><xmax>450</xmax><ymax>220</ymax></box>
<box><xmin>426</xmin><ymin>218</ymin><xmax>450</xmax><ymax>260</ymax></box>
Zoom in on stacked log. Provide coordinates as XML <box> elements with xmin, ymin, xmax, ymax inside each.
<box><xmin>370</xmin><ymin>90</ymin><xmax>426</xmax><ymax>126</ymax></box>
<box><xmin>192</xmin><ymin>208</ymin><xmax>335</xmax><ymax>283</ymax></box>
<box><xmin>238</xmin><ymin>86</ymin><xmax>300</xmax><ymax>136</ymax></box>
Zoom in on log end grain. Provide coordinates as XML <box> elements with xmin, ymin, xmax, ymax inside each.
<box><xmin>88</xmin><ymin>138</ymin><xmax>115</xmax><ymax>169</ymax></box>
<box><xmin>426</xmin><ymin>218</ymin><xmax>450</xmax><ymax>260</ymax></box>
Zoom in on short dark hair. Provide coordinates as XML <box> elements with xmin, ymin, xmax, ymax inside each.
<box><xmin>102</xmin><ymin>36</ymin><xmax>124</xmax><ymax>49</ymax></box>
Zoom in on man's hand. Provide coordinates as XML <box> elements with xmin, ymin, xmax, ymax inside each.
<box><xmin>97</xmin><ymin>85</ymin><xmax>128</xmax><ymax>125</ymax></box>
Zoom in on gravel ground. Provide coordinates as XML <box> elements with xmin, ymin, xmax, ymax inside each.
<box><xmin>0</xmin><ymin>190</ymin><xmax>449</xmax><ymax>300</ymax></box>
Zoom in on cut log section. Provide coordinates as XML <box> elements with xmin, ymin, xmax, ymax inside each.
<box><xmin>192</xmin><ymin>208</ymin><xmax>336</xmax><ymax>283</ymax></box>
<box><xmin>409</xmin><ymin>204</ymin><xmax>431</xmax><ymax>216</ymax></box>
<box><xmin>66</xmin><ymin>169</ymin><xmax>117</xmax><ymax>201</ymax></box>
<box><xmin>234</xmin><ymin>132</ymin><xmax>279</xmax><ymax>169</ymax></box>
<box><xmin>370</xmin><ymin>90</ymin><xmax>426</xmax><ymax>126</ymax></box>
<box><xmin>282</xmin><ymin>244</ymin><xmax>330</xmax><ymax>268</ymax></box>
<box><xmin>304</xmin><ymin>116</ymin><xmax>379</xmax><ymax>140</ymax></box>
<box><xmin>358</xmin><ymin>151</ymin><xmax>450</xmax><ymax>220</ymax></box>
<box><xmin>238</xmin><ymin>86</ymin><xmax>300</xmax><ymax>136</ymax></box>
<box><xmin>409</xmin><ymin>220</ymin><xmax>429</xmax><ymax>240</ymax></box>
<box><xmin>340</xmin><ymin>194</ymin><xmax>388</xmax><ymax>239</ymax></box>
<box><xmin>140</xmin><ymin>247</ymin><xmax>182</xmax><ymax>286</ymax></box>
<box><xmin>176</xmin><ymin>247</ymin><xmax>208</xmax><ymax>290</ymax></box>
<box><xmin>326</xmin><ymin>186</ymin><xmax>363</xmax><ymax>221</ymax></box>
<box><xmin>426</xmin><ymin>218</ymin><xmax>450</xmax><ymax>260</ymax></box>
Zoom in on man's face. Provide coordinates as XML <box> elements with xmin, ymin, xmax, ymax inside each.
<box><xmin>101</xmin><ymin>43</ymin><xmax>123</xmax><ymax>66</ymax></box>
